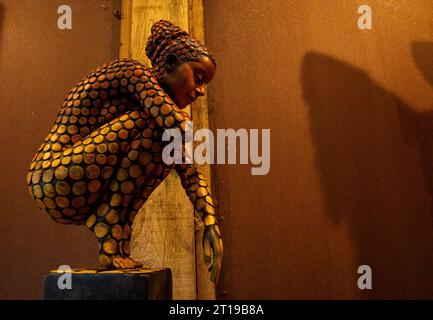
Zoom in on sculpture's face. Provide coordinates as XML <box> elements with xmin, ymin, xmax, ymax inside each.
<box><xmin>161</xmin><ymin>54</ymin><xmax>216</xmax><ymax>109</ymax></box>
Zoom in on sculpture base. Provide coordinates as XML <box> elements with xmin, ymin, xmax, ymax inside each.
<box><xmin>44</xmin><ymin>267</ymin><xmax>172</xmax><ymax>300</ymax></box>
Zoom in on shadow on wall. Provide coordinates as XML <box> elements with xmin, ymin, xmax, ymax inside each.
<box><xmin>302</xmin><ymin>51</ymin><xmax>433</xmax><ymax>298</ymax></box>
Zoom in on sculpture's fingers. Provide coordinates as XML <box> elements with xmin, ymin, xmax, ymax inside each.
<box><xmin>210</xmin><ymin>255</ymin><xmax>221</xmax><ymax>284</ymax></box>
<box><xmin>113</xmin><ymin>256</ymin><xmax>127</xmax><ymax>269</ymax></box>
<box><xmin>209</xmin><ymin>236</ymin><xmax>222</xmax><ymax>283</ymax></box>
<box><xmin>203</xmin><ymin>237</ymin><xmax>212</xmax><ymax>265</ymax></box>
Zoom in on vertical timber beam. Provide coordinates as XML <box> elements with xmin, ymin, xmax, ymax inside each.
<box><xmin>119</xmin><ymin>0</ymin><xmax>215</xmax><ymax>300</ymax></box>
<box><xmin>119</xmin><ymin>0</ymin><xmax>132</xmax><ymax>59</ymax></box>
<box><xmin>119</xmin><ymin>0</ymin><xmax>194</xmax><ymax>300</ymax></box>
<box><xmin>188</xmin><ymin>0</ymin><xmax>216</xmax><ymax>300</ymax></box>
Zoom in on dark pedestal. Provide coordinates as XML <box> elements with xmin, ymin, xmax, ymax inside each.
<box><xmin>44</xmin><ymin>268</ymin><xmax>172</xmax><ymax>300</ymax></box>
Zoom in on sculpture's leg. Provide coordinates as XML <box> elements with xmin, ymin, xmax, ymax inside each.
<box><xmin>81</xmin><ymin>110</ymin><xmax>166</xmax><ymax>268</ymax></box>
<box><xmin>28</xmin><ymin>105</ymin><xmax>167</xmax><ymax>268</ymax></box>
<box><xmin>90</xmin><ymin>191</ymin><xmax>151</xmax><ymax>268</ymax></box>
<box><xmin>87</xmin><ymin>197</ymin><xmax>141</xmax><ymax>268</ymax></box>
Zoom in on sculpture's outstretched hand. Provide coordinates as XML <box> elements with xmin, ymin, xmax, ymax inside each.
<box><xmin>203</xmin><ymin>224</ymin><xmax>223</xmax><ymax>284</ymax></box>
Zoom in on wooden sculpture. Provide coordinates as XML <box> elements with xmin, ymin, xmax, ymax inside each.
<box><xmin>27</xmin><ymin>20</ymin><xmax>223</xmax><ymax>283</ymax></box>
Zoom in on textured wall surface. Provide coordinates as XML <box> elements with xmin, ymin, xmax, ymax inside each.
<box><xmin>204</xmin><ymin>0</ymin><xmax>433</xmax><ymax>299</ymax></box>
<box><xmin>0</xmin><ymin>0</ymin><xmax>120</xmax><ymax>299</ymax></box>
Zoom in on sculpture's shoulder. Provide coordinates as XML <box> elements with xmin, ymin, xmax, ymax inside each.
<box><xmin>81</xmin><ymin>58</ymin><xmax>154</xmax><ymax>83</ymax></box>
<box><xmin>105</xmin><ymin>58</ymin><xmax>150</xmax><ymax>72</ymax></box>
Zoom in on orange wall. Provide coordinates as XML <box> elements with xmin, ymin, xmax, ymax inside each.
<box><xmin>0</xmin><ymin>0</ymin><xmax>120</xmax><ymax>299</ymax></box>
<box><xmin>204</xmin><ymin>0</ymin><xmax>433</xmax><ymax>299</ymax></box>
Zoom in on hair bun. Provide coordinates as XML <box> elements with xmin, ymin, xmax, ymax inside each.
<box><xmin>144</xmin><ymin>19</ymin><xmax>215</xmax><ymax>76</ymax></box>
<box><xmin>145</xmin><ymin>20</ymin><xmax>188</xmax><ymax>65</ymax></box>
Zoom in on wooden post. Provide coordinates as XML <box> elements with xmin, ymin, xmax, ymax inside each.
<box><xmin>119</xmin><ymin>0</ymin><xmax>215</xmax><ymax>300</ymax></box>
<box><xmin>188</xmin><ymin>0</ymin><xmax>216</xmax><ymax>300</ymax></box>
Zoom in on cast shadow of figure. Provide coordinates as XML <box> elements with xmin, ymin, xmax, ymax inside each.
<box><xmin>302</xmin><ymin>51</ymin><xmax>433</xmax><ymax>298</ymax></box>
<box><xmin>398</xmin><ymin>42</ymin><xmax>433</xmax><ymax>210</ymax></box>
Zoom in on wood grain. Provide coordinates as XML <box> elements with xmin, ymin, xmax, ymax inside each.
<box><xmin>119</xmin><ymin>0</ymin><xmax>196</xmax><ymax>300</ymax></box>
<box><xmin>188</xmin><ymin>0</ymin><xmax>216</xmax><ymax>300</ymax></box>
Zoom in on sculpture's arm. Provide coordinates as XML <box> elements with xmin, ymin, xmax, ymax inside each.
<box><xmin>175</xmin><ymin>160</ymin><xmax>223</xmax><ymax>284</ymax></box>
<box><xmin>167</xmin><ymin>110</ymin><xmax>222</xmax><ymax>284</ymax></box>
<box><xmin>175</xmin><ymin>161</ymin><xmax>218</xmax><ymax>227</ymax></box>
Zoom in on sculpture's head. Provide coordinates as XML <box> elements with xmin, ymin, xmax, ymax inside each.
<box><xmin>145</xmin><ymin>20</ymin><xmax>216</xmax><ymax>109</ymax></box>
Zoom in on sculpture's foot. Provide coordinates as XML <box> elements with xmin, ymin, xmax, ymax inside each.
<box><xmin>112</xmin><ymin>256</ymin><xmax>143</xmax><ymax>269</ymax></box>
